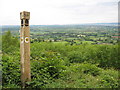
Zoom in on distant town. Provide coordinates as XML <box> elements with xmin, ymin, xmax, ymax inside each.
<box><xmin>1</xmin><ymin>23</ymin><xmax>118</xmax><ymax>45</ymax></box>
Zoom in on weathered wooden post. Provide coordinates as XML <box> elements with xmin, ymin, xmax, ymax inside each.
<box><xmin>20</xmin><ymin>11</ymin><xmax>31</xmax><ymax>87</ymax></box>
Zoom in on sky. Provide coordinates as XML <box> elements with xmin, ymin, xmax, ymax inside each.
<box><xmin>0</xmin><ymin>0</ymin><xmax>119</xmax><ymax>25</ymax></box>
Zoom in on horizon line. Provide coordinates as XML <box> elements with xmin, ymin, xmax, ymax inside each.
<box><xmin>1</xmin><ymin>22</ymin><xmax>118</xmax><ymax>26</ymax></box>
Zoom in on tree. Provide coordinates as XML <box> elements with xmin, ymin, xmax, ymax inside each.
<box><xmin>2</xmin><ymin>31</ymin><xmax>19</xmax><ymax>53</ymax></box>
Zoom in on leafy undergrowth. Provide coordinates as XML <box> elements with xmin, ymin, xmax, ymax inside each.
<box><xmin>2</xmin><ymin>32</ymin><xmax>119</xmax><ymax>88</ymax></box>
<box><xmin>2</xmin><ymin>51</ymin><xmax>119</xmax><ymax>88</ymax></box>
<box><xmin>45</xmin><ymin>63</ymin><xmax>119</xmax><ymax>88</ymax></box>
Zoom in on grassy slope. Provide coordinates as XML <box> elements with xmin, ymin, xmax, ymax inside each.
<box><xmin>2</xmin><ymin>42</ymin><xmax>119</xmax><ymax>88</ymax></box>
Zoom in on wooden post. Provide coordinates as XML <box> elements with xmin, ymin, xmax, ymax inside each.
<box><xmin>20</xmin><ymin>11</ymin><xmax>31</xmax><ymax>87</ymax></box>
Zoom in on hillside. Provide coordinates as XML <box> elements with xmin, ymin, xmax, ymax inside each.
<box><xmin>1</xmin><ymin>23</ymin><xmax>119</xmax><ymax>88</ymax></box>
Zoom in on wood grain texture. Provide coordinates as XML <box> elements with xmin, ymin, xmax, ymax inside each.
<box><xmin>20</xmin><ymin>11</ymin><xmax>31</xmax><ymax>87</ymax></box>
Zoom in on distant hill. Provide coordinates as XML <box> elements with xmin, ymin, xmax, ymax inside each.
<box><xmin>2</xmin><ymin>23</ymin><xmax>118</xmax><ymax>27</ymax></box>
<box><xmin>1</xmin><ymin>23</ymin><xmax>117</xmax><ymax>35</ymax></box>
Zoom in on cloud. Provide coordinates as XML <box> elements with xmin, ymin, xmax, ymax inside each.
<box><xmin>0</xmin><ymin>0</ymin><xmax>119</xmax><ymax>25</ymax></box>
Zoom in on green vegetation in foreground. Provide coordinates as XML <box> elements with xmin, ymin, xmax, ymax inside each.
<box><xmin>2</xmin><ymin>31</ymin><xmax>119</xmax><ymax>88</ymax></box>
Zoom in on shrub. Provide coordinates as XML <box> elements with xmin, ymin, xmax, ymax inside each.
<box><xmin>2</xmin><ymin>31</ymin><xmax>19</xmax><ymax>53</ymax></box>
<box><xmin>68</xmin><ymin>63</ymin><xmax>102</xmax><ymax>76</ymax></box>
<box><xmin>29</xmin><ymin>51</ymin><xmax>66</xmax><ymax>88</ymax></box>
<box><xmin>2</xmin><ymin>54</ymin><xmax>21</xmax><ymax>87</ymax></box>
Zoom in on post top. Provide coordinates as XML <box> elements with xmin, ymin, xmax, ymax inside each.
<box><xmin>20</xmin><ymin>11</ymin><xmax>30</xmax><ymax>20</ymax></box>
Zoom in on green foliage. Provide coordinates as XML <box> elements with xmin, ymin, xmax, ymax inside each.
<box><xmin>31</xmin><ymin>42</ymin><xmax>119</xmax><ymax>69</ymax></box>
<box><xmin>2</xmin><ymin>53</ymin><xmax>20</xmax><ymax>87</ymax></box>
<box><xmin>99</xmin><ymin>69</ymin><xmax>119</xmax><ymax>88</ymax></box>
<box><xmin>2</xmin><ymin>32</ymin><xmax>119</xmax><ymax>88</ymax></box>
<box><xmin>45</xmin><ymin>63</ymin><xmax>119</xmax><ymax>88</ymax></box>
<box><xmin>2</xmin><ymin>31</ymin><xmax>19</xmax><ymax>53</ymax></box>
<box><xmin>29</xmin><ymin>51</ymin><xmax>66</xmax><ymax>88</ymax></box>
<box><xmin>70</xmin><ymin>63</ymin><xmax>102</xmax><ymax>76</ymax></box>
<box><xmin>66</xmin><ymin>44</ymin><xmax>119</xmax><ymax>69</ymax></box>
<box><xmin>96</xmin><ymin>45</ymin><xmax>119</xmax><ymax>69</ymax></box>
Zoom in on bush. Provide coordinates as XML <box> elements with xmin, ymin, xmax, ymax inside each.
<box><xmin>67</xmin><ymin>63</ymin><xmax>102</xmax><ymax>76</ymax></box>
<box><xmin>2</xmin><ymin>54</ymin><xmax>20</xmax><ymax>87</ymax></box>
<box><xmin>98</xmin><ymin>69</ymin><xmax>119</xmax><ymax>88</ymax></box>
<box><xmin>29</xmin><ymin>51</ymin><xmax>66</xmax><ymax>88</ymax></box>
<box><xmin>2</xmin><ymin>34</ymin><xmax>119</xmax><ymax>88</ymax></box>
<box><xmin>45</xmin><ymin>63</ymin><xmax>119</xmax><ymax>88</ymax></box>
<box><xmin>2</xmin><ymin>31</ymin><xmax>19</xmax><ymax>53</ymax></box>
